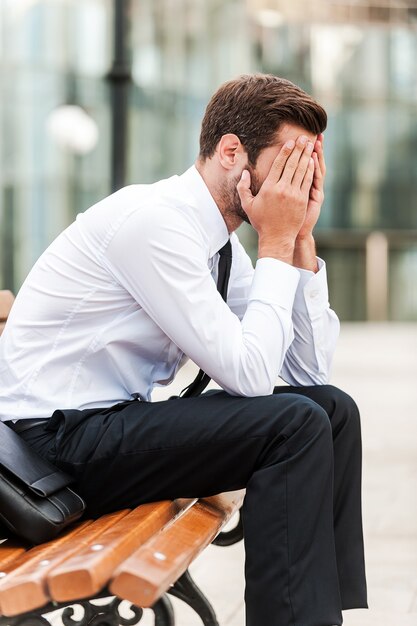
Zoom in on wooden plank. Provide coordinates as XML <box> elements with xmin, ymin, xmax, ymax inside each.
<box><xmin>47</xmin><ymin>499</ymin><xmax>194</xmax><ymax>602</ymax></box>
<box><xmin>110</xmin><ymin>490</ymin><xmax>244</xmax><ymax>608</ymax></box>
<box><xmin>0</xmin><ymin>538</ymin><xmax>27</xmax><ymax>570</ymax></box>
<box><xmin>0</xmin><ymin>511</ymin><xmax>129</xmax><ymax>617</ymax></box>
<box><xmin>203</xmin><ymin>490</ymin><xmax>245</xmax><ymax>518</ymax></box>
<box><xmin>0</xmin><ymin>291</ymin><xmax>14</xmax><ymax>322</ymax></box>
<box><xmin>0</xmin><ymin>521</ymin><xmax>92</xmax><ymax>617</ymax></box>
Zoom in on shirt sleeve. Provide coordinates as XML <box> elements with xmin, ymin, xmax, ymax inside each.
<box><xmin>227</xmin><ymin>238</ymin><xmax>340</xmax><ymax>386</ymax></box>
<box><xmin>280</xmin><ymin>259</ymin><xmax>340</xmax><ymax>385</ymax></box>
<box><xmin>103</xmin><ymin>205</ymin><xmax>300</xmax><ymax>397</ymax></box>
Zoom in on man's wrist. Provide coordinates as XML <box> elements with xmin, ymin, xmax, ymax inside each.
<box><xmin>258</xmin><ymin>236</ymin><xmax>295</xmax><ymax>265</ymax></box>
<box><xmin>293</xmin><ymin>234</ymin><xmax>318</xmax><ymax>272</ymax></box>
<box><xmin>295</xmin><ymin>231</ymin><xmax>314</xmax><ymax>244</ymax></box>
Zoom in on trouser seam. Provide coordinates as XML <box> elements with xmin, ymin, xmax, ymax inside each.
<box><xmin>285</xmin><ymin>457</ymin><xmax>296</xmax><ymax>626</ymax></box>
<box><xmin>54</xmin><ymin>433</ymin><xmax>276</xmax><ymax>465</ymax></box>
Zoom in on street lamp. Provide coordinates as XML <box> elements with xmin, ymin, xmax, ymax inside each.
<box><xmin>46</xmin><ymin>105</ymin><xmax>99</xmax><ymax>155</ymax></box>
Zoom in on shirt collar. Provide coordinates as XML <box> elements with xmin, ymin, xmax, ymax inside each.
<box><xmin>179</xmin><ymin>165</ymin><xmax>229</xmax><ymax>258</ymax></box>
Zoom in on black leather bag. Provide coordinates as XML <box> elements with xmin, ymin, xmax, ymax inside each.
<box><xmin>0</xmin><ymin>420</ymin><xmax>85</xmax><ymax>544</ymax></box>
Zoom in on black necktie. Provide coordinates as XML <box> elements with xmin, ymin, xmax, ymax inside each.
<box><xmin>181</xmin><ymin>240</ymin><xmax>232</xmax><ymax>398</ymax></box>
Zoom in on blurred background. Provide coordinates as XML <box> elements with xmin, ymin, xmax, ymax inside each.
<box><xmin>1</xmin><ymin>0</ymin><xmax>417</xmax><ymax>321</ymax></box>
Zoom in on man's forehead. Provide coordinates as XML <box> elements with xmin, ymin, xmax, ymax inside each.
<box><xmin>275</xmin><ymin>123</ymin><xmax>317</xmax><ymax>146</ymax></box>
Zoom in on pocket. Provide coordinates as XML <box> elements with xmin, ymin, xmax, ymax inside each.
<box><xmin>19</xmin><ymin>421</ymin><xmax>58</xmax><ymax>463</ymax></box>
<box><xmin>44</xmin><ymin>408</ymin><xmax>98</xmax><ymax>459</ymax></box>
<box><xmin>46</xmin><ymin>407</ymin><xmax>99</xmax><ymax>433</ymax></box>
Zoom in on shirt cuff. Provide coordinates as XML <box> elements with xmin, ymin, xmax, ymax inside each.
<box><xmin>293</xmin><ymin>257</ymin><xmax>330</xmax><ymax>317</ymax></box>
<box><xmin>249</xmin><ymin>257</ymin><xmax>300</xmax><ymax>311</ymax></box>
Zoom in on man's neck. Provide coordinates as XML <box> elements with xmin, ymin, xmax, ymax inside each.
<box><xmin>195</xmin><ymin>161</ymin><xmax>243</xmax><ymax>234</ymax></box>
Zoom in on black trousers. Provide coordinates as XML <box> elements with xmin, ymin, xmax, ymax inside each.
<box><xmin>20</xmin><ymin>384</ymin><xmax>367</xmax><ymax>626</ymax></box>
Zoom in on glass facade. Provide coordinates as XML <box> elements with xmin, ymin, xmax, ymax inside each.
<box><xmin>0</xmin><ymin>0</ymin><xmax>112</xmax><ymax>286</ymax></box>
<box><xmin>1</xmin><ymin>0</ymin><xmax>416</xmax><ymax>320</ymax></box>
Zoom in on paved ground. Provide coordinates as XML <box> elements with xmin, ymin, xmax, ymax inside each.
<box><xmin>47</xmin><ymin>323</ymin><xmax>417</xmax><ymax>625</ymax></box>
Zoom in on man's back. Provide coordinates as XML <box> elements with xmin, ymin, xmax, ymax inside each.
<box><xmin>0</xmin><ymin>169</ymin><xmax>257</xmax><ymax>418</ymax></box>
<box><xmin>0</xmin><ymin>174</ymin><xmax>200</xmax><ymax>416</ymax></box>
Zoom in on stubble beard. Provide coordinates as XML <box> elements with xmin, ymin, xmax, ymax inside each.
<box><xmin>220</xmin><ymin>164</ymin><xmax>262</xmax><ymax>226</ymax></box>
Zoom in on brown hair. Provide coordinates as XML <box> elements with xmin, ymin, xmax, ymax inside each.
<box><xmin>199</xmin><ymin>74</ymin><xmax>327</xmax><ymax>165</ymax></box>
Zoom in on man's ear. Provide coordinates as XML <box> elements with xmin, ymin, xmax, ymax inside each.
<box><xmin>217</xmin><ymin>134</ymin><xmax>246</xmax><ymax>170</ymax></box>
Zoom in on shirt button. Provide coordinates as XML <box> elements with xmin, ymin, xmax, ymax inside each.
<box><xmin>310</xmin><ymin>289</ymin><xmax>319</xmax><ymax>299</ymax></box>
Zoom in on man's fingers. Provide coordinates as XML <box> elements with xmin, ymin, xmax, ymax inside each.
<box><xmin>236</xmin><ymin>169</ymin><xmax>254</xmax><ymax>210</ymax></box>
<box><xmin>312</xmin><ymin>152</ymin><xmax>322</xmax><ymax>184</ymax></box>
<box><xmin>292</xmin><ymin>140</ymin><xmax>314</xmax><ymax>188</ymax></box>
<box><xmin>264</xmin><ymin>139</ymin><xmax>295</xmax><ymax>184</ymax></box>
<box><xmin>314</xmin><ymin>138</ymin><xmax>326</xmax><ymax>178</ymax></box>
<box><xmin>301</xmin><ymin>157</ymin><xmax>315</xmax><ymax>194</ymax></box>
<box><xmin>279</xmin><ymin>135</ymin><xmax>311</xmax><ymax>184</ymax></box>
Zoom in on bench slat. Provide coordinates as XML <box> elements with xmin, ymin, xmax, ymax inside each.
<box><xmin>0</xmin><ymin>539</ymin><xmax>27</xmax><ymax>570</ymax></box>
<box><xmin>47</xmin><ymin>499</ymin><xmax>195</xmax><ymax>602</ymax></box>
<box><xmin>0</xmin><ymin>521</ymin><xmax>92</xmax><ymax>617</ymax></box>
<box><xmin>0</xmin><ymin>511</ymin><xmax>129</xmax><ymax>617</ymax></box>
<box><xmin>110</xmin><ymin>490</ymin><xmax>244</xmax><ymax>608</ymax></box>
<box><xmin>0</xmin><ymin>522</ymin><xmax>91</xmax><ymax>580</ymax></box>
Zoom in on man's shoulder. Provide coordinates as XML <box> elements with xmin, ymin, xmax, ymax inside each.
<box><xmin>86</xmin><ymin>175</ymin><xmax>209</xmax><ymax>258</ymax></box>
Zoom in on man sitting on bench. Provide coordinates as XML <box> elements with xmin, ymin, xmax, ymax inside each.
<box><xmin>0</xmin><ymin>74</ymin><xmax>367</xmax><ymax>626</ymax></box>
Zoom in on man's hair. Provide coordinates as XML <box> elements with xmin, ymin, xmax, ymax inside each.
<box><xmin>199</xmin><ymin>74</ymin><xmax>327</xmax><ymax>165</ymax></box>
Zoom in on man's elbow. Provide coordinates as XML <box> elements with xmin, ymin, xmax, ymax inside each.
<box><xmin>221</xmin><ymin>370</ymin><xmax>276</xmax><ymax>398</ymax></box>
<box><xmin>290</xmin><ymin>368</ymin><xmax>331</xmax><ymax>387</ymax></box>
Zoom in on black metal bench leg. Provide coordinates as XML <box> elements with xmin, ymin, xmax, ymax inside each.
<box><xmin>61</xmin><ymin>595</ymin><xmax>144</xmax><ymax>626</ymax></box>
<box><xmin>168</xmin><ymin>569</ymin><xmax>219</xmax><ymax>626</ymax></box>
<box><xmin>0</xmin><ymin>615</ymin><xmax>52</xmax><ymax>626</ymax></box>
<box><xmin>0</xmin><ymin>579</ymin><xmax>213</xmax><ymax>626</ymax></box>
<box><xmin>0</xmin><ymin>592</ymin><xmax>146</xmax><ymax>626</ymax></box>
<box><xmin>153</xmin><ymin>595</ymin><xmax>175</xmax><ymax>626</ymax></box>
<box><xmin>61</xmin><ymin>596</ymin><xmax>144</xmax><ymax>626</ymax></box>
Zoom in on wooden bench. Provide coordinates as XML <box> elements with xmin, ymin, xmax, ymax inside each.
<box><xmin>0</xmin><ymin>290</ymin><xmax>244</xmax><ymax>626</ymax></box>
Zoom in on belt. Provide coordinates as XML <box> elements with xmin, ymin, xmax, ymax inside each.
<box><xmin>4</xmin><ymin>419</ymin><xmax>49</xmax><ymax>434</ymax></box>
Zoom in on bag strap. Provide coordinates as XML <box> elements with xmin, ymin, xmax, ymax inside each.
<box><xmin>181</xmin><ymin>239</ymin><xmax>232</xmax><ymax>398</ymax></box>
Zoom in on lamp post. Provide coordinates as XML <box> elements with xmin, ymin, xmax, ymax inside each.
<box><xmin>107</xmin><ymin>0</ymin><xmax>132</xmax><ymax>192</ymax></box>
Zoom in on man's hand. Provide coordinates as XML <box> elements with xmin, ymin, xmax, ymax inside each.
<box><xmin>237</xmin><ymin>135</ymin><xmax>315</xmax><ymax>265</ymax></box>
<box><xmin>297</xmin><ymin>133</ymin><xmax>326</xmax><ymax>241</ymax></box>
<box><xmin>293</xmin><ymin>134</ymin><xmax>326</xmax><ymax>272</ymax></box>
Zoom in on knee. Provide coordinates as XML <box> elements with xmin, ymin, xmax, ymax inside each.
<box><xmin>319</xmin><ymin>385</ymin><xmax>361</xmax><ymax>435</ymax></box>
<box><xmin>282</xmin><ymin>394</ymin><xmax>333</xmax><ymax>445</ymax></box>
<box><xmin>285</xmin><ymin>397</ymin><xmax>334</xmax><ymax>462</ymax></box>
<box><xmin>305</xmin><ymin>397</ymin><xmax>333</xmax><ymax>439</ymax></box>
<box><xmin>249</xmin><ymin>393</ymin><xmax>331</xmax><ymax>438</ymax></box>
<box><xmin>255</xmin><ymin>395</ymin><xmax>332</xmax><ymax>463</ymax></box>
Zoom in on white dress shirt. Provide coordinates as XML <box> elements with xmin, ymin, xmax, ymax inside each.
<box><xmin>0</xmin><ymin>166</ymin><xmax>340</xmax><ymax>421</ymax></box>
